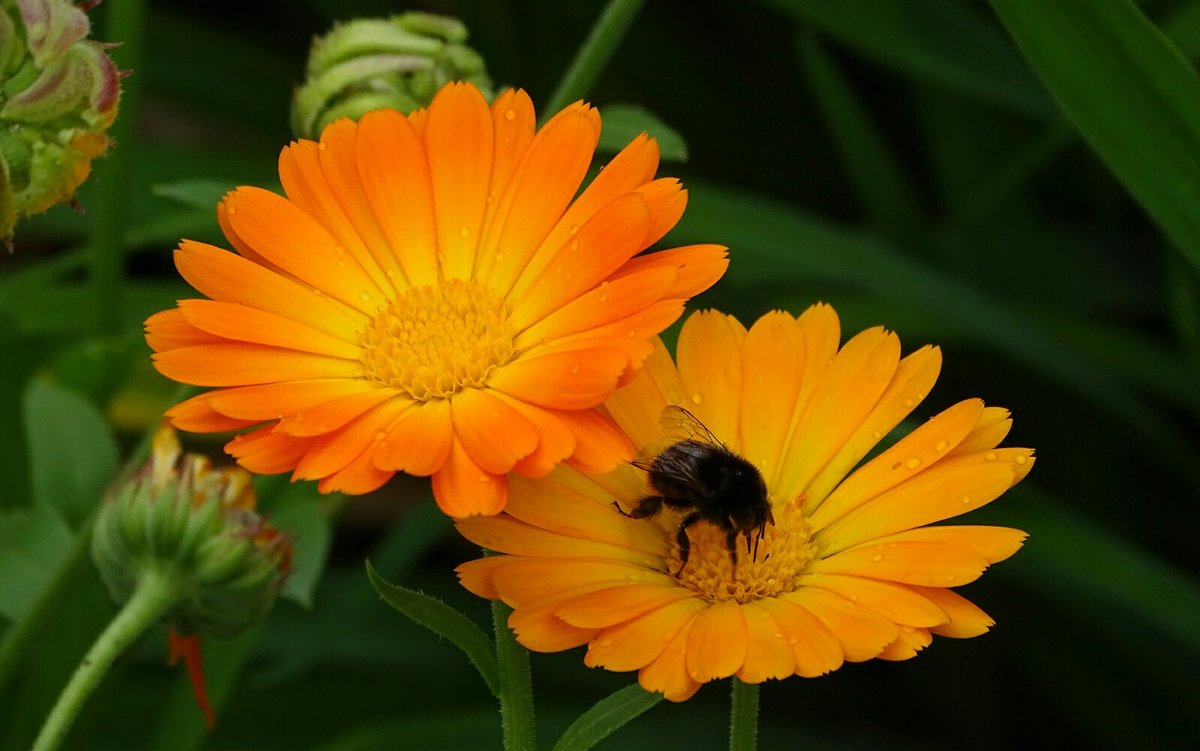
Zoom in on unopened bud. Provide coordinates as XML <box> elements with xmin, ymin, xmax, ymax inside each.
<box><xmin>291</xmin><ymin>12</ymin><xmax>492</xmax><ymax>138</ymax></box>
<box><xmin>0</xmin><ymin>0</ymin><xmax>121</xmax><ymax>238</ymax></box>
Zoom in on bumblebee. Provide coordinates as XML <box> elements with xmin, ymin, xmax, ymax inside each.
<box><xmin>614</xmin><ymin>406</ymin><xmax>773</xmax><ymax>576</ymax></box>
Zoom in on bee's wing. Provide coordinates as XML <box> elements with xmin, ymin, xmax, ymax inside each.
<box><xmin>659</xmin><ymin>406</ymin><xmax>728</xmax><ymax>450</ymax></box>
<box><xmin>632</xmin><ymin>405</ymin><xmax>727</xmax><ymax>472</ymax></box>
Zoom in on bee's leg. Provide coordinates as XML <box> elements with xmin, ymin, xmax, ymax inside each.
<box><xmin>610</xmin><ymin>500</ymin><xmax>631</xmax><ymax>517</ymax></box>
<box><xmin>672</xmin><ymin>511</ymin><xmax>702</xmax><ymax>577</ymax></box>
<box><xmin>725</xmin><ymin>527</ymin><xmax>740</xmax><ymax>568</ymax></box>
<box><xmin>612</xmin><ymin>496</ymin><xmax>662</xmax><ymax>518</ymax></box>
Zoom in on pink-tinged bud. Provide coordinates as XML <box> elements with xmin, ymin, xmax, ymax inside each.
<box><xmin>0</xmin><ymin>0</ymin><xmax>121</xmax><ymax>238</ymax></box>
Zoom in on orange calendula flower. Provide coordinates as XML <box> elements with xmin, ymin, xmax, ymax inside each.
<box><xmin>145</xmin><ymin>81</ymin><xmax>727</xmax><ymax>516</ymax></box>
<box><xmin>456</xmin><ymin>306</ymin><xmax>1033</xmax><ymax>700</ymax></box>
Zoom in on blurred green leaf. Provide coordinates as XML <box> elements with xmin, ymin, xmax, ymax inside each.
<box><xmin>0</xmin><ymin>506</ymin><xmax>72</xmax><ymax>622</ymax></box>
<box><xmin>24</xmin><ymin>380</ymin><xmax>118</xmax><ymax>527</ymax></box>
<box><xmin>991</xmin><ymin>0</ymin><xmax>1200</xmax><ymax>276</ymax></box>
<box><xmin>150</xmin><ymin>179</ymin><xmax>235</xmax><ymax>210</ymax></box>
<box><xmin>552</xmin><ymin>683</ymin><xmax>662</xmax><ymax>751</ymax></box>
<box><xmin>6</xmin><ymin>280</ymin><xmax>190</xmax><ymax>337</ymax></box>
<box><xmin>796</xmin><ymin>34</ymin><xmax>924</xmax><ymax>238</ymax></box>
<box><xmin>597</xmin><ymin>104</ymin><xmax>687</xmax><ymax>161</ymax></box>
<box><xmin>266</xmin><ymin>485</ymin><xmax>334</xmax><ymax>609</ymax></box>
<box><xmin>365</xmin><ymin>559</ymin><xmax>500</xmax><ymax>698</ymax></box>
<box><xmin>763</xmin><ymin>0</ymin><xmax>1053</xmax><ymax>117</ymax></box>
<box><xmin>311</xmin><ymin>711</ymin><xmax>502</xmax><ymax>751</ymax></box>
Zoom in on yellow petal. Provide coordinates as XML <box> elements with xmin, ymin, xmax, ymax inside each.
<box><xmin>676</xmin><ymin>310</ymin><xmax>747</xmax><ymax>451</ymax></box>
<box><xmin>586</xmin><ymin>597</ymin><xmax>707</xmax><ymax>672</ymax></box>
<box><xmin>784</xmin><ymin>588</ymin><xmax>897</xmax><ymax>662</ymax></box>
<box><xmin>736</xmin><ymin>602</ymin><xmax>797</xmax><ymax>683</ymax></box>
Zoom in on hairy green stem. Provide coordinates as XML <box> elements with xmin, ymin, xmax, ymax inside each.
<box><xmin>492</xmin><ymin>599</ymin><xmax>537</xmax><ymax>751</ymax></box>
<box><xmin>543</xmin><ymin>0</ymin><xmax>646</xmax><ymax>117</ymax></box>
<box><xmin>89</xmin><ymin>0</ymin><xmax>146</xmax><ymax>334</ymax></box>
<box><xmin>31</xmin><ymin>569</ymin><xmax>181</xmax><ymax>751</ymax></box>
<box><xmin>728</xmin><ymin>678</ymin><xmax>760</xmax><ymax>751</ymax></box>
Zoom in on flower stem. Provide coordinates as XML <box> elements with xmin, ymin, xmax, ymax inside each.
<box><xmin>31</xmin><ymin>569</ymin><xmax>181</xmax><ymax>751</ymax></box>
<box><xmin>491</xmin><ymin>599</ymin><xmax>537</xmax><ymax>751</ymax></box>
<box><xmin>543</xmin><ymin>0</ymin><xmax>647</xmax><ymax>117</ymax></box>
<box><xmin>728</xmin><ymin>678</ymin><xmax>760</xmax><ymax>751</ymax></box>
<box><xmin>89</xmin><ymin>0</ymin><xmax>146</xmax><ymax>334</ymax></box>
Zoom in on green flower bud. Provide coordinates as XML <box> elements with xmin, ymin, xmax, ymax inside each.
<box><xmin>291</xmin><ymin>11</ymin><xmax>492</xmax><ymax>139</ymax></box>
<box><xmin>92</xmin><ymin>426</ymin><xmax>291</xmax><ymax>640</ymax></box>
<box><xmin>0</xmin><ymin>0</ymin><xmax>120</xmax><ymax>238</ymax></box>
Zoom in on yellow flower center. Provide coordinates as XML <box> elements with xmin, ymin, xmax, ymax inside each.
<box><xmin>358</xmin><ymin>280</ymin><xmax>515</xmax><ymax>400</ymax></box>
<box><xmin>671</xmin><ymin>499</ymin><xmax>815</xmax><ymax>604</ymax></box>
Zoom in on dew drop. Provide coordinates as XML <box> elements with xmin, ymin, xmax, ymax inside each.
<box><xmin>690</xmin><ymin>392</ymin><xmax>703</xmax><ymax>405</ymax></box>
<box><xmin>1015</xmin><ymin>453</ymin><xmax>1028</xmax><ymax>465</ymax></box>
<box><xmin>478</xmin><ymin>475</ymin><xmax>490</xmax><ymax>483</ymax></box>
<box><xmin>457</xmin><ymin>226</ymin><xmax>469</xmax><ymax>240</ymax></box>
<box><xmin>505</xmin><ymin>108</ymin><xmax>516</xmax><ymax>121</ymax></box>
<box><xmin>935</xmin><ymin>439</ymin><xmax>949</xmax><ymax>452</ymax></box>
<box><xmin>436</xmin><ymin>252</ymin><xmax>445</xmax><ymax>264</ymax></box>
<box><xmin>985</xmin><ymin>452</ymin><xmax>997</xmax><ymax>462</ymax></box>
<box><xmin>872</xmin><ymin>431</ymin><xmax>882</xmax><ymax>440</ymax></box>
<box><xmin>495</xmin><ymin>249</ymin><xmax>505</xmax><ymax>260</ymax></box>
<box><xmin>871</xmin><ymin>553</ymin><xmax>884</xmax><ymax>562</ymax></box>
<box><xmin>226</xmin><ymin>205</ymin><xmax>236</xmax><ymax>216</ymax></box>
<box><xmin>318</xmin><ymin>142</ymin><xmax>327</xmax><ymax>151</ymax></box>
<box><xmin>599</xmin><ymin>639</ymin><xmax>612</xmax><ymax>647</ymax></box>
<box><xmin>336</xmin><ymin>259</ymin><xmax>345</xmax><ymax>268</ymax></box>
<box><xmin>570</xmin><ymin>363</ymin><xmax>581</xmax><ymax>374</ymax></box>
<box><xmin>945</xmin><ymin>575</ymin><xmax>957</xmax><ymax>582</ymax></box>
<box><xmin>961</xmin><ymin>495</ymin><xmax>972</xmax><ymax>505</ymax></box>
<box><xmin>901</xmin><ymin>626</ymin><xmax>915</xmax><ymax>634</ymax></box>
<box><xmin>359</xmin><ymin>291</ymin><xmax>371</xmax><ymax>302</ymax></box>
<box><xmin>598</xmin><ymin>291</ymin><xmax>609</xmax><ymax>302</ymax></box>
<box><xmin>773</xmin><ymin>632</ymin><xmax>784</xmax><ymax>639</ymax></box>
<box><xmin>569</xmin><ymin>239</ymin><xmax>580</xmax><ymax>251</ymax></box>
<box><xmin>386</xmin><ymin>268</ymin><xmax>396</xmax><ymax>278</ymax></box>
<box><xmin>569</xmin><ymin>224</ymin><xmax>580</xmax><ymax>235</ymax></box>
<box><xmin>374</xmin><ymin>430</ymin><xmax>386</xmax><ymax>441</ymax></box>
<box><xmin>902</xmin><ymin>398</ymin><xmax>914</xmax><ymax>408</ymax></box>
<box><xmin>905</xmin><ymin>457</ymin><xmax>922</xmax><ymax>470</ymax></box>
<box><xmin>486</xmin><ymin>192</ymin><xmax>495</xmax><ymax>204</ymax></box>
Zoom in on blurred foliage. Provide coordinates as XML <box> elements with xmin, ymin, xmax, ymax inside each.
<box><xmin>1</xmin><ymin>0</ymin><xmax>1198</xmax><ymax>749</ymax></box>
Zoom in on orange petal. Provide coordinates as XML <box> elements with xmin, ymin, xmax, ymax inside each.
<box><xmin>738</xmin><ymin>311</ymin><xmax>805</xmax><ymax>488</ymax></box>
<box><xmin>489</xmin><ymin>347</ymin><xmax>627</xmax><ymax>410</ymax></box>
<box><xmin>586</xmin><ymin>597</ymin><xmax>707</xmax><ymax>672</ymax></box>
<box><xmin>222</xmin><ymin>187</ymin><xmax>384</xmax><ymax>314</ymax></box>
<box><xmin>810</xmin><ymin>540</ymin><xmax>993</xmax><ymax>588</ymax></box>
<box><xmin>877</xmin><ymin>626</ymin><xmax>932</xmax><ymax>661</ymax></box>
<box><xmin>355</xmin><ymin>108</ymin><xmax>437</xmax><ymax>286</ymax></box>
<box><xmin>879</xmin><ymin>525</ymin><xmax>1027</xmax><ymax>564</ymax></box>
<box><xmin>373</xmin><ymin>398</ymin><xmax>453</xmax><ymax>476</ymax></box>
<box><xmin>208</xmin><ymin>380</ymin><xmax>380</xmax><ymax>421</ymax></box>
<box><xmin>174</xmin><ymin>241</ymin><xmax>362</xmax><ymax>341</ymax></box>
<box><xmin>317</xmin><ymin>444</ymin><xmax>395</xmax><ymax>494</ymax></box>
<box><xmin>153</xmin><ymin>344</ymin><xmax>361</xmax><ymax>387</ymax></box>
<box><xmin>603</xmin><ymin>337</ymin><xmax>684</xmax><ymax>449</ymax></box>
<box><xmin>685</xmin><ymin>600</ymin><xmax>748</xmax><ymax>682</ymax></box>
<box><xmin>166</xmin><ymin>393</ymin><xmax>257</xmax><ymax>432</ymax></box>
<box><xmin>451</xmin><ymin>388</ymin><xmax>538</xmax><ymax>474</ymax></box>
<box><xmin>177</xmin><ymin>299</ymin><xmax>361</xmax><ymax>359</ymax></box>
<box><xmin>634</xmin><ymin>178</ymin><xmax>687</xmax><ymax>248</ymax></box>
<box><xmin>804</xmin><ymin>344</ymin><xmax>943</xmax><ymax>508</ymax></box>
<box><xmin>508</xmin><ymin>588</ymin><xmax>599</xmax><ymax>652</ymax></box>
<box><xmin>275</xmin><ymin>387</ymin><xmax>404</xmax><ymax>437</ymax></box>
<box><xmin>948</xmin><ymin>406</ymin><xmax>1013</xmax><ymax>456</ymax></box>
<box><xmin>913</xmin><ymin>586</ymin><xmax>995</xmax><ymax>638</ymax></box>
<box><xmin>815</xmin><ymin>449</ymin><xmax>1031</xmax><ymax>554</ymax></box>
<box><xmin>556</xmin><ymin>583</ymin><xmax>694</xmax><ymax>629</ymax></box>
<box><xmin>293</xmin><ymin>397</ymin><xmax>411</xmax><ymax>481</ymax></box>
<box><xmin>754</xmin><ymin>596</ymin><xmax>844</xmax><ymax>678</ymax></box>
<box><xmin>675</xmin><ymin>310</ymin><xmax>747</xmax><ymax>451</ymax></box>
<box><xmin>737</xmin><ymin>602</ymin><xmax>797</xmax><ymax>683</ymax></box>
<box><xmin>810</xmin><ymin>399</ymin><xmax>988</xmax><ymax>532</ymax></box>
<box><xmin>798</xmin><ymin>574</ymin><xmax>948</xmax><ymax>628</ymax></box>
<box><xmin>455</xmin><ymin>555</ymin><xmax>510</xmax><ymax>599</ymax></box>
<box><xmin>606</xmin><ymin>244</ymin><xmax>729</xmax><ymax>301</ymax></box>
<box><xmin>503</xmin><ymin>473</ymin><xmax>666</xmax><ymax>556</ymax></box>
<box><xmin>508</xmin><ymin>192</ymin><xmax>651</xmax><ymax>330</ymax></box>
<box><xmin>225</xmin><ymin>426</ymin><xmax>310</xmax><ymax>474</ymax></box>
<box><xmin>217</xmin><ymin>195</ymin><xmax>278</xmax><ymax>273</ymax></box>
<box><xmin>480</xmin><ymin>102</ymin><xmax>600</xmax><ymax>295</ymax></box>
<box><xmin>425</xmin><ymin>82</ymin><xmax>493</xmax><ymax>280</ymax></box>
<box><xmin>793</xmin><ymin>302</ymin><xmax>841</xmax><ymax>423</ymax></box>
<box><xmin>515</xmin><ymin>264</ymin><xmax>679</xmax><ymax>349</ymax></box>
<box><xmin>456</xmin><ymin>514</ymin><xmax>662</xmax><ymax>567</ymax></box>
<box><xmin>779</xmin><ymin>327</ymin><xmax>900</xmax><ymax>514</ymax></box>
<box><xmin>496</xmin><ymin>395</ymin><xmax>577</xmax><ymax>478</ymax></box>
<box><xmin>509</xmin><ymin>133</ymin><xmax>661</xmax><ymax>302</ymax></box>
<box><xmin>490</xmin><ymin>556</ymin><xmax>668</xmax><ymax>605</ymax></box>
<box><xmin>145</xmin><ymin>308</ymin><xmax>223</xmax><ymax>351</ymax></box>
<box><xmin>278</xmin><ymin>138</ymin><xmax>396</xmax><ymax>297</ymax></box>
<box><xmin>784</xmin><ymin>588</ymin><xmax>897</xmax><ymax>662</ymax></box>
<box><xmin>555</xmin><ymin>408</ymin><xmax>637</xmax><ymax>475</ymax></box>
<box><xmin>638</xmin><ymin>609</ymin><xmax>703</xmax><ymax>701</ymax></box>
<box><xmin>316</xmin><ymin>118</ymin><xmax>409</xmax><ymax>286</ymax></box>
<box><xmin>524</xmin><ymin>333</ymin><xmax>657</xmax><ymax>392</ymax></box>
<box><xmin>430</xmin><ymin>435</ymin><xmax>508</xmax><ymax>517</ymax></box>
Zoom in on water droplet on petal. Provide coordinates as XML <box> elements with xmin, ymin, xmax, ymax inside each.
<box><xmin>872</xmin><ymin>431</ymin><xmax>882</xmax><ymax>440</ymax></box>
<box><xmin>459</xmin><ymin>226</ymin><xmax>469</xmax><ymax>239</ymax></box>
<box><xmin>902</xmin><ymin>398</ymin><xmax>914</xmax><ymax>408</ymax></box>
<box><xmin>569</xmin><ymin>224</ymin><xmax>580</xmax><ymax>235</ymax></box>
<box><xmin>360</xmin><ymin>291</ymin><xmax>371</xmax><ymax>302</ymax></box>
<box><xmin>691</xmin><ymin>392</ymin><xmax>703</xmax><ymax>405</ymax></box>
<box><xmin>570</xmin><ymin>363</ymin><xmax>581</xmax><ymax>374</ymax></box>
<box><xmin>935</xmin><ymin>439</ymin><xmax>949</xmax><ymax>452</ymax></box>
<box><xmin>871</xmin><ymin>553</ymin><xmax>884</xmax><ymax>562</ymax></box>
<box><xmin>905</xmin><ymin>457</ymin><xmax>922</xmax><ymax>470</ymax></box>
<box><xmin>569</xmin><ymin>239</ymin><xmax>580</xmax><ymax>251</ymax></box>
<box><xmin>478</xmin><ymin>475</ymin><xmax>490</xmax><ymax>483</ymax></box>
<box><xmin>985</xmin><ymin>452</ymin><xmax>997</xmax><ymax>462</ymax></box>
<box><xmin>1015</xmin><ymin>453</ymin><xmax>1028</xmax><ymax>465</ymax></box>
<box><xmin>962</xmin><ymin>495</ymin><xmax>972</xmax><ymax>504</ymax></box>
<box><xmin>505</xmin><ymin>108</ymin><xmax>516</xmax><ymax>121</ymax></box>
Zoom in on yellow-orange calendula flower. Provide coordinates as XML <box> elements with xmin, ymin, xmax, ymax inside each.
<box><xmin>145</xmin><ymin>81</ymin><xmax>726</xmax><ymax>516</ymax></box>
<box><xmin>456</xmin><ymin>306</ymin><xmax>1033</xmax><ymax>700</ymax></box>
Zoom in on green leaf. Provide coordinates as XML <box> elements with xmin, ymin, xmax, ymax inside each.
<box><xmin>23</xmin><ymin>380</ymin><xmax>119</xmax><ymax>527</ymax></box>
<box><xmin>265</xmin><ymin>484</ymin><xmax>334</xmax><ymax>609</ymax></box>
<box><xmin>551</xmin><ymin>683</ymin><xmax>663</xmax><ymax>751</ymax></box>
<box><xmin>763</xmin><ymin>0</ymin><xmax>1053</xmax><ymax>117</ymax></box>
<box><xmin>0</xmin><ymin>507</ymin><xmax>72</xmax><ymax>622</ymax></box>
<box><xmin>365</xmin><ymin>559</ymin><xmax>500</xmax><ymax>698</ymax></box>
<box><xmin>149</xmin><ymin>178</ymin><xmax>234</xmax><ymax>210</ymax></box>
<box><xmin>990</xmin><ymin>0</ymin><xmax>1200</xmax><ymax>276</ymax></box>
<box><xmin>596</xmin><ymin>104</ymin><xmax>688</xmax><ymax>161</ymax></box>
<box><xmin>796</xmin><ymin>34</ymin><xmax>924</xmax><ymax>238</ymax></box>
